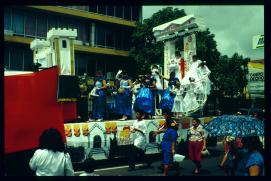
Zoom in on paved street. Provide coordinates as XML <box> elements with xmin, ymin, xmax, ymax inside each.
<box><xmin>75</xmin><ymin>142</ymin><xmax>226</xmax><ymax>176</ymax></box>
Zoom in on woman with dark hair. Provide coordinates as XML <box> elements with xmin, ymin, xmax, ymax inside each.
<box><xmin>236</xmin><ymin>136</ymin><xmax>264</xmax><ymax>176</ymax></box>
<box><xmin>245</xmin><ymin>136</ymin><xmax>264</xmax><ymax>176</ymax></box>
<box><xmin>115</xmin><ymin>70</ymin><xmax>134</xmax><ymax>120</ymax></box>
<box><xmin>92</xmin><ymin>70</ymin><xmax>107</xmax><ymax>121</ymax></box>
<box><xmin>29</xmin><ymin>128</ymin><xmax>74</xmax><ymax>176</ymax></box>
<box><xmin>188</xmin><ymin>118</ymin><xmax>206</xmax><ymax>174</ymax></box>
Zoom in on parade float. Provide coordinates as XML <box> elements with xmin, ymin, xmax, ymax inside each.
<box><xmin>5</xmin><ymin>15</ymin><xmax>215</xmax><ymax>170</ymax></box>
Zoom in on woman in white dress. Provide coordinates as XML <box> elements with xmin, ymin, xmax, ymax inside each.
<box><xmin>171</xmin><ymin>81</ymin><xmax>186</xmax><ymax>118</ymax></box>
<box><xmin>196</xmin><ymin>61</ymin><xmax>211</xmax><ymax>95</ymax></box>
<box><xmin>183</xmin><ymin>77</ymin><xmax>199</xmax><ymax>112</ymax></box>
<box><xmin>151</xmin><ymin>64</ymin><xmax>163</xmax><ymax>91</ymax></box>
<box><xmin>181</xmin><ymin>55</ymin><xmax>202</xmax><ymax>85</ymax></box>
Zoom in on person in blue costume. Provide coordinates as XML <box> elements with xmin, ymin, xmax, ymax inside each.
<box><xmin>115</xmin><ymin>70</ymin><xmax>134</xmax><ymax>120</ymax></box>
<box><xmin>145</xmin><ymin>73</ymin><xmax>157</xmax><ymax>117</ymax></box>
<box><xmin>92</xmin><ymin>70</ymin><xmax>107</xmax><ymax>121</ymax></box>
<box><xmin>161</xmin><ymin>117</ymin><xmax>178</xmax><ymax>176</ymax></box>
<box><xmin>133</xmin><ymin>75</ymin><xmax>154</xmax><ymax>116</ymax></box>
<box><xmin>159</xmin><ymin>71</ymin><xmax>180</xmax><ymax>113</ymax></box>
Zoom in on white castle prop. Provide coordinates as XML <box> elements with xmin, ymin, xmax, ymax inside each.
<box><xmin>30</xmin><ymin>28</ymin><xmax>77</xmax><ymax>75</ymax></box>
<box><xmin>153</xmin><ymin>15</ymin><xmax>211</xmax><ymax>115</ymax></box>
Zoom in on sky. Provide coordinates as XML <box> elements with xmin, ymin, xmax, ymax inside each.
<box><xmin>143</xmin><ymin>5</ymin><xmax>264</xmax><ymax>60</ymax></box>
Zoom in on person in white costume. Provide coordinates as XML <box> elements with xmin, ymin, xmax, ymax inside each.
<box><xmin>181</xmin><ymin>55</ymin><xmax>202</xmax><ymax>85</ymax></box>
<box><xmin>196</xmin><ymin>61</ymin><xmax>211</xmax><ymax>95</ymax></box>
<box><xmin>183</xmin><ymin>77</ymin><xmax>199</xmax><ymax>113</ymax></box>
<box><xmin>151</xmin><ymin>64</ymin><xmax>163</xmax><ymax>90</ymax></box>
<box><xmin>168</xmin><ymin>54</ymin><xmax>181</xmax><ymax>79</ymax></box>
<box><xmin>171</xmin><ymin>81</ymin><xmax>186</xmax><ymax>118</ymax></box>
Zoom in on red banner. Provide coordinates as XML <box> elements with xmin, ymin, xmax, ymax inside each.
<box><xmin>4</xmin><ymin>67</ymin><xmax>66</xmax><ymax>154</ymax></box>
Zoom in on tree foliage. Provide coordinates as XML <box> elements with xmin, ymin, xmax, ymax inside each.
<box><xmin>129</xmin><ymin>7</ymin><xmax>249</xmax><ymax>97</ymax></box>
<box><xmin>211</xmin><ymin>53</ymin><xmax>249</xmax><ymax>97</ymax></box>
<box><xmin>129</xmin><ymin>7</ymin><xmax>186</xmax><ymax>74</ymax></box>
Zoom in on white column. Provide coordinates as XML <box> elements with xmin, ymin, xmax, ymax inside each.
<box><xmin>163</xmin><ymin>40</ymin><xmax>176</xmax><ymax>88</ymax></box>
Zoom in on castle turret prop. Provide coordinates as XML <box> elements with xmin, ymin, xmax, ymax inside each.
<box><xmin>30</xmin><ymin>28</ymin><xmax>80</xmax><ymax>102</ymax></box>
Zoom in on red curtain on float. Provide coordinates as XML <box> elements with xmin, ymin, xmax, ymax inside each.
<box><xmin>61</xmin><ymin>102</ymin><xmax>77</xmax><ymax>122</ymax></box>
<box><xmin>4</xmin><ymin>67</ymin><xmax>76</xmax><ymax>154</ymax></box>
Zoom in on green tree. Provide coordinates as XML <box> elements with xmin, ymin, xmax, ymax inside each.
<box><xmin>196</xmin><ymin>29</ymin><xmax>221</xmax><ymax>70</ymax></box>
<box><xmin>211</xmin><ymin>53</ymin><xmax>249</xmax><ymax>98</ymax></box>
<box><xmin>129</xmin><ymin>7</ymin><xmax>186</xmax><ymax>74</ymax></box>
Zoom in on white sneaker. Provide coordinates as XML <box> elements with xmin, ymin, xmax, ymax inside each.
<box><xmin>96</xmin><ymin>118</ymin><xmax>103</xmax><ymax>122</ymax></box>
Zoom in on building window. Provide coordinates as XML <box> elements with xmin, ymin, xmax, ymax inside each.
<box><xmin>115</xmin><ymin>6</ymin><xmax>123</xmax><ymax>18</ymax></box>
<box><xmin>115</xmin><ymin>27</ymin><xmax>122</xmax><ymax>49</ymax></box>
<box><xmin>62</xmin><ymin>40</ymin><xmax>67</xmax><ymax>48</ymax></box>
<box><xmin>124</xmin><ymin>6</ymin><xmax>131</xmax><ymax>20</ymax></box>
<box><xmin>93</xmin><ymin>135</ymin><xmax>102</xmax><ymax>148</ymax></box>
<box><xmin>75</xmin><ymin>53</ymin><xmax>88</xmax><ymax>76</ymax></box>
<box><xmin>105</xmin><ymin>28</ymin><xmax>115</xmax><ymax>48</ymax></box>
<box><xmin>48</xmin><ymin>14</ymin><xmax>58</xmax><ymax>31</ymax></box>
<box><xmin>98</xmin><ymin>5</ymin><xmax>106</xmax><ymax>15</ymax></box>
<box><xmin>58</xmin><ymin>17</ymin><xmax>69</xmax><ymax>29</ymax></box>
<box><xmin>96</xmin><ymin>24</ymin><xmax>106</xmax><ymax>47</ymax></box>
<box><xmin>4</xmin><ymin>7</ymin><xmax>12</xmax><ymax>30</ymax></box>
<box><xmin>36</xmin><ymin>14</ymin><xmax>47</xmax><ymax>38</ymax></box>
<box><xmin>78</xmin><ymin>21</ymin><xmax>88</xmax><ymax>43</ymax></box>
<box><xmin>23</xmin><ymin>49</ymin><xmax>33</xmax><ymax>71</ymax></box>
<box><xmin>25</xmin><ymin>11</ymin><xmax>36</xmax><ymax>37</ymax></box>
<box><xmin>106</xmin><ymin>5</ymin><xmax>114</xmax><ymax>16</ymax></box>
<box><xmin>10</xmin><ymin>45</ymin><xmax>23</xmax><ymax>70</ymax></box>
<box><xmin>4</xmin><ymin>47</ymin><xmax>10</xmax><ymax>69</ymax></box>
<box><xmin>89</xmin><ymin>5</ymin><xmax>97</xmax><ymax>13</ymax></box>
<box><xmin>132</xmin><ymin>6</ymin><xmax>140</xmax><ymax>21</ymax></box>
<box><xmin>12</xmin><ymin>9</ymin><xmax>24</xmax><ymax>35</ymax></box>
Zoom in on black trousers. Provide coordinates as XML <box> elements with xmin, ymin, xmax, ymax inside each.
<box><xmin>128</xmin><ymin>145</ymin><xmax>151</xmax><ymax>169</ymax></box>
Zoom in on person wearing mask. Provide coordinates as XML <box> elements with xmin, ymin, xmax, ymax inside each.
<box><xmin>188</xmin><ymin>118</ymin><xmax>206</xmax><ymax>174</ymax></box>
<box><xmin>92</xmin><ymin>70</ymin><xmax>107</xmax><ymax>121</ymax></box>
<box><xmin>29</xmin><ymin>128</ymin><xmax>74</xmax><ymax>176</ymax></box>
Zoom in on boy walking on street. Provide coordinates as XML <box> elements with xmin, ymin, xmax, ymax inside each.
<box><xmin>128</xmin><ymin>111</ymin><xmax>151</xmax><ymax>171</ymax></box>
